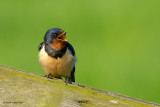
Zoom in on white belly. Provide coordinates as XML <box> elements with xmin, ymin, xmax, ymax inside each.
<box><xmin>38</xmin><ymin>46</ymin><xmax>76</xmax><ymax>78</ymax></box>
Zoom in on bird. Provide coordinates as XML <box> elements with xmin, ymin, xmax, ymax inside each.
<box><xmin>38</xmin><ymin>28</ymin><xmax>76</xmax><ymax>83</ymax></box>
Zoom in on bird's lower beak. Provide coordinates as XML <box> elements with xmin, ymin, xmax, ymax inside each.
<box><xmin>57</xmin><ymin>32</ymin><xmax>67</xmax><ymax>41</ymax></box>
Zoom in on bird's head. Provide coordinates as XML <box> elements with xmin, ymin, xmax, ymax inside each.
<box><xmin>44</xmin><ymin>28</ymin><xmax>67</xmax><ymax>50</ymax></box>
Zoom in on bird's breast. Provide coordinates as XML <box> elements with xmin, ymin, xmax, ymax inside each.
<box><xmin>38</xmin><ymin>46</ymin><xmax>76</xmax><ymax>77</ymax></box>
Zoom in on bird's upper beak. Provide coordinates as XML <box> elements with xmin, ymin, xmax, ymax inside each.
<box><xmin>57</xmin><ymin>32</ymin><xmax>67</xmax><ymax>41</ymax></box>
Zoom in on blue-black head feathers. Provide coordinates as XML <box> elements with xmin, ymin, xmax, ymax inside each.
<box><xmin>44</xmin><ymin>28</ymin><xmax>62</xmax><ymax>43</ymax></box>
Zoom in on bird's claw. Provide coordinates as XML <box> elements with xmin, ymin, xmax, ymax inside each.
<box><xmin>65</xmin><ymin>78</ymin><xmax>72</xmax><ymax>84</ymax></box>
<box><xmin>44</xmin><ymin>74</ymin><xmax>54</xmax><ymax>79</ymax></box>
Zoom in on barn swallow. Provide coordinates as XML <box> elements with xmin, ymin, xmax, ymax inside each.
<box><xmin>38</xmin><ymin>28</ymin><xmax>76</xmax><ymax>83</ymax></box>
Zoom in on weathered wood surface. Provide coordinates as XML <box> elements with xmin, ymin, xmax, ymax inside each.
<box><xmin>0</xmin><ymin>65</ymin><xmax>159</xmax><ymax>107</ymax></box>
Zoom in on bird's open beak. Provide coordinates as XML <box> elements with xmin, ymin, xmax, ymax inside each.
<box><xmin>57</xmin><ymin>32</ymin><xmax>67</xmax><ymax>41</ymax></box>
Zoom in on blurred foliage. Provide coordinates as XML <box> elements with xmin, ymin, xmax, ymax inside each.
<box><xmin>0</xmin><ymin>0</ymin><xmax>160</xmax><ymax>103</ymax></box>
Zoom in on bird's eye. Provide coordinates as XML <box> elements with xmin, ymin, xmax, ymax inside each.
<box><xmin>52</xmin><ymin>34</ymin><xmax>57</xmax><ymax>38</ymax></box>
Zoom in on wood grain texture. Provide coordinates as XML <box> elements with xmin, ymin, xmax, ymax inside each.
<box><xmin>0</xmin><ymin>65</ymin><xmax>159</xmax><ymax>107</ymax></box>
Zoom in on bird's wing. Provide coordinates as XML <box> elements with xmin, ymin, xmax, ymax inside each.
<box><xmin>38</xmin><ymin>42</ymin><xmax>44</xmax><ymax>51</ymax></box>
<box><xmin>70</xmin><ymin>67</ymin><xmax>75</xmax><ymax>82</ymax></box>
<box><xmin>66</xmin><ymin>42</ymin><xmax>75</xmax><ymax>56</ymax></box>
<box><xmin>67</xmin><ymin>42</ymin><xmax>76</xmax><ymax>82</ymax></box>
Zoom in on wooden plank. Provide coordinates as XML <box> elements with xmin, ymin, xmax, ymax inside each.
<box><xmin>0</xmin><ymin>65</ymin><xmax>159</xmax><ymax>107</ymax></box>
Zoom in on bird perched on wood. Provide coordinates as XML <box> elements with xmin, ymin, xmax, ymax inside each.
<box><xmin>38</xmin><ymin>28</ymin><xmax>76</xmax><ymax>83</ymax></box>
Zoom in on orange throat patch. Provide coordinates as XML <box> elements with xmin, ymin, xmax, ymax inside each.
<box><xmin>50</xmin><ymin>39</ymin><xmax>66</xmax><ymax>50</ymax></box>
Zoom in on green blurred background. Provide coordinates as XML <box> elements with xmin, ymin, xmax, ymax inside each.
<box><xmin>0</xmin><ymin>0</ymin><xmax>160</xmax><ymax>103</ymax></box>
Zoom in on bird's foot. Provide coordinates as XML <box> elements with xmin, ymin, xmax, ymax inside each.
<box><xmin>65</xmin><ymin>78</ymin><xmax>72</xmax><ymax>85</ymax></box>
<box><xmin>44</xmin><ymin>74</ymin><xmax>54</xmax><ymax>79</ymax></box>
